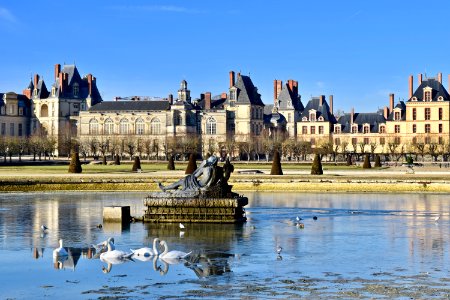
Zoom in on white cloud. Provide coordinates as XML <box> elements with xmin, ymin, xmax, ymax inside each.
<box><xmin>0</xmin><ymin>7</ymin><xmax>17</xmax><ymax>23</ymax></box>
<box><xmin>109</xmin><ymin>5</ymin><xmax>205</xmax><ymax>14</ymax></box>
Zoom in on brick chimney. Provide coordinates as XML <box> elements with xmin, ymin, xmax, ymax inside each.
<box><xmin>383</xmin><ymin>106</ymin><xmax>389</xmax><ymax>119</ymax></box>
<box><xmin>329</xmin><ymin>95</ymin><xmax>334</xmax><ymax>115</ymax></box>
<box><xmin>87</xmin><ymin>74</ymin><xmax>93</xmax><ymax>95</ymax></box>
<box><xmin>389</xmin><ymin>93</ymin><xmax>394</xmax><ymax>112</ymax></box>
<box><xmin>288</xmin><ymin>79</ymin><xmax>294</xmax><ymax>93</ymax></box>
<box><xmin>221</xmin><ymin>92</ymin><xmax>227</xmax><ymax>99</ymax></box>
<box><xmin>319</xmin><ymin>95</ymin><xmax>325</xmax><ymax>106</ymax></box>
<box><xmin>273</xmin><ymin>79</ymin><xmax>277</xmax><ymax>104</ymax></box>
<box><xmin>276</xmin><ymin>80</ymin><xmax>282</xmax><ymax>100</ymax></box>
<box><xmin>438</xmin><ymin>72</ymin><xmax>442</xmax><ymax>84</ymax></box>
<box><xmin>229</xmin><ymin>71</ymin><xmax>235</xmax><ymax>88</ymax></box>
<box><xmin>54</xmin><ymin>64</ymin><xmax>61</xmax><ymax>80</ymax></box>
<box><xmin>409</xmin><ymin>75</ymin><xmax>413</xmax><ymax>99</ymax></box>
<box><xmin>205</xmin><ymin>92</ymin><xmax>211</xmax><ymax>110</ymax></box>
<box><xmin>34</xmin><ymin>74</ymin><xmax>39</xmax><ymax>87</ymax></box>
<box><xmin>168</xmin><ymin>94</ymin><xmax>173</xmax><ymax>105</ymax></box>
<box><xmin>351</xmin><ymin>107</ymin><xmax>354</xmax><ymax>124</ymax></box>
<box><xmin>418</xmin><ymin>73</ymin><xmax>422</xmax><ymax>85</ymax></box>
<box><xmin>292</xmin><ymin>81</ymin><xmax>298</xmax><ymax>98</ymax></box>
<box><xmin>59</xmin><ymin>72</ymin><xmax>65</xmax><ymax>94</ymax></box>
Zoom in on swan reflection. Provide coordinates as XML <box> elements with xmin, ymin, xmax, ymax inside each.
<box><xmin>184</xmin><ymin>252</ymin><xmax>232</xmax><ymax>278</ymax></box>
<box><xmin>52</xmin><ymin>248</ymin><xmax>82</xmax><ymax>271</ymax></box>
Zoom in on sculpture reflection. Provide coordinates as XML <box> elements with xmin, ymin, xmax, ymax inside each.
<box><xmin>52</xmin><ymin>248</ymin><xmax>82</xmax><ymax>271</ymax></box>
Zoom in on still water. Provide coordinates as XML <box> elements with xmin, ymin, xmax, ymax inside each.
<box><xmin>0</xmin><ymin>192</ymin><xmax>449</xmax><ymax>299</ymax></box>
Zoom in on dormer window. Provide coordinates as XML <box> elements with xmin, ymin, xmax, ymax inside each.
<box><xmin>351</xmin><ymin>125</ymin><xmax>358</xmax><ymax>133</ymax></box>
<box><xmin>334</xmin><ymin>124</ymin><xmax>341</xmax><ymax>134</ymax></box>
<box><xmin>318</xmin><ymin>116</ymin><xmax>324</xmax><ymax>121</ymax></box>
<box><xmin>229</xmin><ymin>90</ymin><xmax>236</xmax><ymax>100</ymax></box>
<box><xmin>423</xmin><ymin>87</ymin><xmax>432</xmax><ymax>101</ymax></box>
<box><xmin>363</xmin><ymin>125</ymin><xmax>370</xmax><ymax>134</ymax></box>
<box><xmin>394</xmin><ymin>111</ymin><xmax>401</xmax><ymax>121</ymax></box>
<box><xmin>302</xmin><ymin>116</ymin><xmax>308</xmax><ymax>121</ymax></box>
<box><xmin>34</xmin><ymin>89</ymin><xmax>38</xmax><ymax>97</ymax></box>
<box><xmin>73</xmin><ymin>83</ymin><xmax>79</xmax><ymax>97</ymax></box>
<box><xmin>309</xmin><ymin>111</ymin><xmax>316</xmax><ymax>122</ymax></box>
<box><xmin>438</xmin><ymin>96</ymin><xmax>444</xmax><ymax>101</ymax></box>
<box><xmin>411</xmin><ymin>96</ymin><xmax>417</xmax><ymax>101</ymax></box>
<box><xmin>379</xmin><ymin>125</ymin><xmax>386</xmax><ymax>133</ymax></box>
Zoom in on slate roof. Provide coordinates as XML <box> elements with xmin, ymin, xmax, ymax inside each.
<box><xmin>36</xmin><ymin>79</ymin><xmax>50</xmax><ymax>99</ymax></box>
<box><xmin>337</xmin><ymin>112</ymin><xmax>386</xmax><ymax>133</ymax></box>
<box><xmin>89</xmin><ymin>100</ymin><xmax>170</xmax><ymax>112</ymax></box>
<box><xmin>409</xmin><ymin>78</ymin><xmax>450</xmax><ymax>101</ymax></box>
<box><xmin>300</xmin><ymin>97</ymin><xmax>335</xmax><ymax>122</ymax></box>
<box><xmin>386</xmin><ymin>101</ymin><xmax>406</xmax><ymax>121</ymax></box>
<box><xmin>235</xmin><ymin>75</ymin><xmax>264</xmax><ymax>106</ymax></box>
<box><xmin>277</xmin><ymin>84</ymin><xmax>304</xmax><ymax>111</ymax></box>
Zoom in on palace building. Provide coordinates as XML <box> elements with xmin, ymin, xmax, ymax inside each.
<box><xmin>1</xmin><ymin>63</ymin><xmax>449</xmax><ymax>159</ymax></box>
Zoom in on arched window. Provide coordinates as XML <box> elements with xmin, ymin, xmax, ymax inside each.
<box><xmin>89</xmin><ymin>119</ymin><xmax>99</xmax><ymax>135</ymax></box>
<box><xmin>119</xmin><ymin>118</ymin><xmax>129</xmax><ymax>135</ymax></box>
<box><xmin>40</xmin><ymin>104</ymin><xmax>48</xmax><ymax>117</ymax></box>
<box><xmin>206</xmin><ymin>117</ymin><xmax>217</xmax><ymax>135</ymax></box>
<box><xmin>135</xmin><ymin>118</ymin><xmax>145</xmax><ymax>135</ymax></box>
<box><xmin>174</xmin><ymin>114</ymin><xmax>182</xmax><ymax>126</ymax></box>
<box><xmin>150</xmin><ymin>118</ymin><xmax>161</xmax><ymax>135</ymax></box>
<box><xmin>104</xmin><ymin>118</ymin><xmax>114</xmax><ymax>135</ymax></box>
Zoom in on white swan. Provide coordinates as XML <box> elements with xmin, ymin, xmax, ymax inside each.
<box><xmin>159</xmin><ymin>240</ymin><xmax>191</xmax><ymax>260</ymax></box>
<box><xmin>93</xmin><ymin>237</ymin><xmax>115</xmax><ymax>253</ymax></box>
<box><xmin>131</xmin><ymin>238</ymin><xmax>160</xmax><ymax>258</ymax></box>
<box><xmin>100</xmin><ymin>241</ymin><xmax>133</xmax><ymax>261</ymax></box>
<box><xmin>53</xmin><ymin>239</ymin><xmax>68</xmax><ymax>257</ymax></box>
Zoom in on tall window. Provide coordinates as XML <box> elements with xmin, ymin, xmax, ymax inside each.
<box><xmin>302</xmin><ymin>126</ymin><xmax>307</xmax><ymax>134</ymax></box>
<box><xmin>424</xmin><ymin>91</ymin><xmax>431</xmax><ymax>101</ymax></box>
<box><xmin>40</xmin><ymin>104</ymin><xmax>48</xmax><ymax>117</ymax></box>
<box><xmin>334</xmin><ymin>138</ymin><xmax>340</xmax><ymax>145</ymax></box>
<box><xmin>352</xmin><ymin>138</ymin><xmax>357</xmax><ymax>145</ymax></box>
<box><xmin>425</xmin><ymin>108</ymin><xmax>431</xmax><ymax>120</ymax></box>
<box><xmin>425</xmin><ymin>136</ymin><xmax>431</xmax><ymax>144</ymax></box>
<box><xmin>425</xmin><ymin>124</ymin><xmax>431</xmax><ymax>133</ymax></box>
<box><xmin>379</xmin><ymin>125</ymin><xmax>386</xmax><ymax>133</ymax></box>
<box><xmin>310</xmin><ymin>126</ymin><xmax>315</xmax><ymax>134</ymax></box>
<box><xmin>119</xmin><ymin>118</ymin><xmax>129</xmax><ymax>134</ymax></box>
<box><xmin>150</xmin><ymin>118</ymin><xmax>161</xmax><ymax>135</ymax></box>
<box><xmin>73</xmin><ymin>83</ymin><xmax>79</xmax><ymax>97</ymax></box>
<box><xmin>174</xmin><ymin>114</ymin><xmax>182</xmax><ymax>126</ymax></box>
<box><xmin>10</xmin><ymin>123</ymin><xmax>14</xmax><ymax>136</ymax></box>
<box><xmin>394</xmin><ymin>137</ymin><xmax>401</xmax><ymax>144</ymax></box>
<box><xmin>135</xmin><ymin>118</ymin><xmax>145</xmax><ymax>135</ymax></box>
<box><xmin>439</xmin><ymin>136</ymin><xmax>443</xmax><ymax>144</ymax></box>
<box><xmin>19</xmin><ymin>107</ymin><xmax>23</xmax><ymax>116</ymax></box>
<box><xmin>364</xmin><ymin>138</ymin><xmax>369</xmax><ymax>145</ymax></box>
<box><xmin>206</xmin><ymin>117</ymin><xmax>217</xmax><ymax>135</ymax></box>
<box><xmin>363</xmin><ymin>125</ymin><xmax>369</xmax><ymax>134</ymax></box>
<box><xmin>412</xmin><ymin>108</ymin><xmax>416</xmax><ymax>120</ymax></box>
<box><xmin>334</xmin><ymin>125</ymin><xmax>341</xmax><ymax>134</ymax></box>
<box><xmin>439</xmin><ymin>108</ymin><xmax>443</xmax><ymax>120</ymax></box>
<box><xmin>439</xmin><ymin>124</ymin><xmax>443</xmax><ymax>133</ymax></box>
<box><xmin>89</xmin><ymin>119</ymin><xmax>99</xmax><ymax>135</ymax></box>
<box><xmin>18</xmin><ymin>124</ymin><xmax>23</xmax><ymax>136</ymax></box>
<box><xmin>309</xmin><ymin>112</ymin><xmax>316</xmax><ymax>122</ymax></box>
<box><xmin>1</xmin><ymin>123</ymin><xmax>5</xmax><ymax>135</ymax></box>
<box><xmin>395</xmin><ymin>125</ymin><xmax>400</xmax><ymax>133</ymax></box>
<box><xmin>380</xmin><ymin>137</ymin><xmax>385</xmax><ymax>145</ymax></box>
<box><xmin>394</xmin><ymin>111</ymin><xmax>401</xmax><ymax>121</ymax></box>
<box><xmin>104</xmin><ymin>118</ymin><xmax>114</xmax><ymax>135</ymax></box>
<box><xmin>412</xmin><ymin>124</ymin><xmax>416</xmax><ymax>133</ymax></box>
<box><xmin>229</xmin><ymin>90</ymin><xmax>236</xmax><ymax>100</ymax></box>
<box><xmin>319</xmin><ymin>126</ymin><xmax>324</xmax><ymax>134</ymax></box>
<box><xmin>351</xmin><ymin>125</ymin><xmax>358</xmax><ymax>133</ymax></box>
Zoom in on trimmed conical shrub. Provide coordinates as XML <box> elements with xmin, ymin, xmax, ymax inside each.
<box><xmin>132</xmin><ymin>156</ymin><xmax>141</xmax><ymax>172</ymax></box>
<box><xmin>363</xmin><ymin>154</ymin><xmax>371</xmax><ymax>169</ymax></box>
<box><xmin>68</xmin><ymin>152</ymin><xmax>82</xmax><ymax>173</ymax></box>
<box><xmin>185</xmin><ymin>153</ymin><xmax>197</xmax><ymax>174</ymax></box>
<box><xmin>346</xmin><ymin>154</ymin><xmax>352</xmax><ymax>166</ymax></box>
<box><xmin>374</xmin><ymin>154</ymin><xmax>381</xmax><ymax>168</ymax></box>
<box><xmin>311</xmin><ymin>153</ymin><xmax>323</xmax><ymax>175</ymax></box>
<box><xmin>270</xmin><ymin>150</ymin><xmax>283</xmax><ymax>175</ymax></box>
<box><xmin>102</xmin><ymin>155</ymin><xmax>107</xmax><ymax>165</ymax></box>
<box><xmin>167</xmin><ymin>155</ymin><xmax>175</xmax><ymax>170</ymax></box>
<box><xmin>114</xmin><ymin>154</ymin><xmax>121</xmax><ymax>165</ymax></box>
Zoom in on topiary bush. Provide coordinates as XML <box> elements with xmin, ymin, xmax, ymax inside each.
<box><xmin>374</xmin><ymin>154</ymin><xmax>381</xmax><ymax>168</ymax></box>
<box><xmin>362</xmin><ymin>154</ymin><xmax>371</xmax><ymax>169</ymax></box>
<box><xmin>167</xmin><ymin>155</ymin><xmax>175</xmax><ymax>170</ymax></box>
<box><xmin>68</xmin><ymin>152</ymin><xmax>82</xmax><ymax>173</ymax></box>
<box><xmin>132</xmin><ymin>156</ymin><xmax>141</xmax><ymax>172</ymax></box>
<box><xmin>346</xmin><ymin>154</ymin><xmax>352</xmax><ymax>166</ymax></box>
<box><xmin>102</xmin><ymin>155</ymin><xmax>107</xmax><ymax>165</ymax></box>
<box><xmin>311</xmin><ymin>153</ymin><xmax>323</xmax><ymax>175</ymax></box>
<box><xmin>185</xmin><ymin>153</ymin><xmax>197</xmax><ymax>174</ymax></box>
<box><xmin>270</xmin><ymin>150</ymin><xmax>283</xmax><ymax>175</ymax></box>
<box><xmin>114</xmin><ymin>154</ymin><xmax>121</xmax><ymax>165</ymax></box>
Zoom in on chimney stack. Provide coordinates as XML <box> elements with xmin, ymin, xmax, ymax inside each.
<box><xmin>438</xmin><ymin>72</ymin><xmax>442</xmax><ymax>84</ymax></box>
<box><xmin>168</xmin><ymin>94</ymin><xmax>173</xmax><ymax>105</ymax></box>
<box><xmin>229</xmin><ymin>71</ymin><xmax>235</xmax><ymax>88</ymax></box>
<box><xmin>276</xmin><ymin>80</ymin><xmax>282</xmax><ymax>101</ymax></box>
<box><xmin>54</xmin><ymin>64</ymin><xmax>61</xmax><ymax>80</ymax></box>
<box><xmin>329</xmin><ymin>95</ymin><xmax>334</xmax><ymax>115</ymax></box>
<box><xmin>409</xmin><ymin>75</ymin><xmax>413</xmax><ymax>99</ymax></box>
<box><xmin>87</xmin><ymin>74</ymin><xmax>93</xmax><ymax>95</ymax></box>
<box><xmin>59</xmin><ymin>72</ymin><xmax>65</xmax><ymax>94</ymax></box>
<box><xmin>351</xmin><ymin>107</ymin><xmax>354</xmax><ymax>124</ymax></box>
<box><xmin>383</xmin><ymin>106</ymin><xmax>389</xmax><ymax>119</ymax></box>
<box><xmin>288</xmin><ymin>79</ymin><xmax>294</xmax><ymax>93</ymax></box>
<box><xmin>418</xmin><ymin>73</ymin><xmax>422</xmax><ymax>85</ymax></box>
<box><xmin>319</xmin><ymin>95</ymin><xmax>325</xmax><ymax>107</ymax></box>
<box><xmin>205</xmin><ymin>92</ymin><xmax>212</xmax><ymax>110</ymax></box>
<box><xmin>34</xmin><ymin>74</ymin><xmax>39</xmax><ymax>87</ymax></box>
<box><xmin>389</xmin><ymin>93</ymin><xmax>394</xmax><ymax>112</ymax></box>
<box><xmin>221</xmin><ymin>92</ymin><xmax>227</xmax><ymax>99</ymax></box>
<box><xmin>273</xmin><ymin>79</ymin><xmax>278</xmax><ymax>104</ymax></box>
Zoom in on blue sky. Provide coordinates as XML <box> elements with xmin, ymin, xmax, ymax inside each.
<box><xmin>1</xmin><ymin>0</ymin><xmax>450</xmax><ymax>113</ymax></box>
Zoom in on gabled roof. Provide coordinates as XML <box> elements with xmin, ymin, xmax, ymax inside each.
<box><xmin>409</xmin><ymin>78</ymin><xmax>450</xmax><ymax>101</ymax></box>
<box><xmin>36</xmin><ymin>79</ymin><xmax>50</xmax><ymax>99</ymax></box>
<box><xmin>89</xmin><ymin>100</ymin><xmax>170</xmax><ymax>112</ymax></box>
<box><xmin>277</xmin><ymin>84</ymin><xmax>304</xmax><ymax>111</ymax></box>
<box><xmin>300</xmin><ymin>97</ymin><xmax>335</xmax><ymax>122</ymax></box>
<box><xmin>337</xmin><ymin>112</ymin><xmax>386</xmax><ymax>133</ymax></box>
<box><xmin>386</xmin><ymin>101</ymin><xmax>406</xmax><ymax>121</ymax></box>
<box><xmin>234</xmin><ymin>75</ymin><xmax>264</xmax><ymax>106</ymax></box>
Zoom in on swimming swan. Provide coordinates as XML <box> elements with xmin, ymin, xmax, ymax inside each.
<box><xmin>131</xmin><ymin>238</ymin><xmax>160</xmax><ymax>258</ymax></box>
<box><xmin>100</xmin><ymin>241</ymin><xmax>133</xmax><ymax>261</ymax></box>
<box><xmin>159</xmin><ymin>240</ymin><xmax>191</xmax><ymax>260</ymax></box>
<box><xmin>53</xmin><ymin>239</ymin><xmax>68</xmax><ymax>257</ymax></box>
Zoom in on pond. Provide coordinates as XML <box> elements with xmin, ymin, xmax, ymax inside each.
<box><xmin>0</xmin><ymin>192</ymin><xmax>449</xmax><ymax>299</ymax></box>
